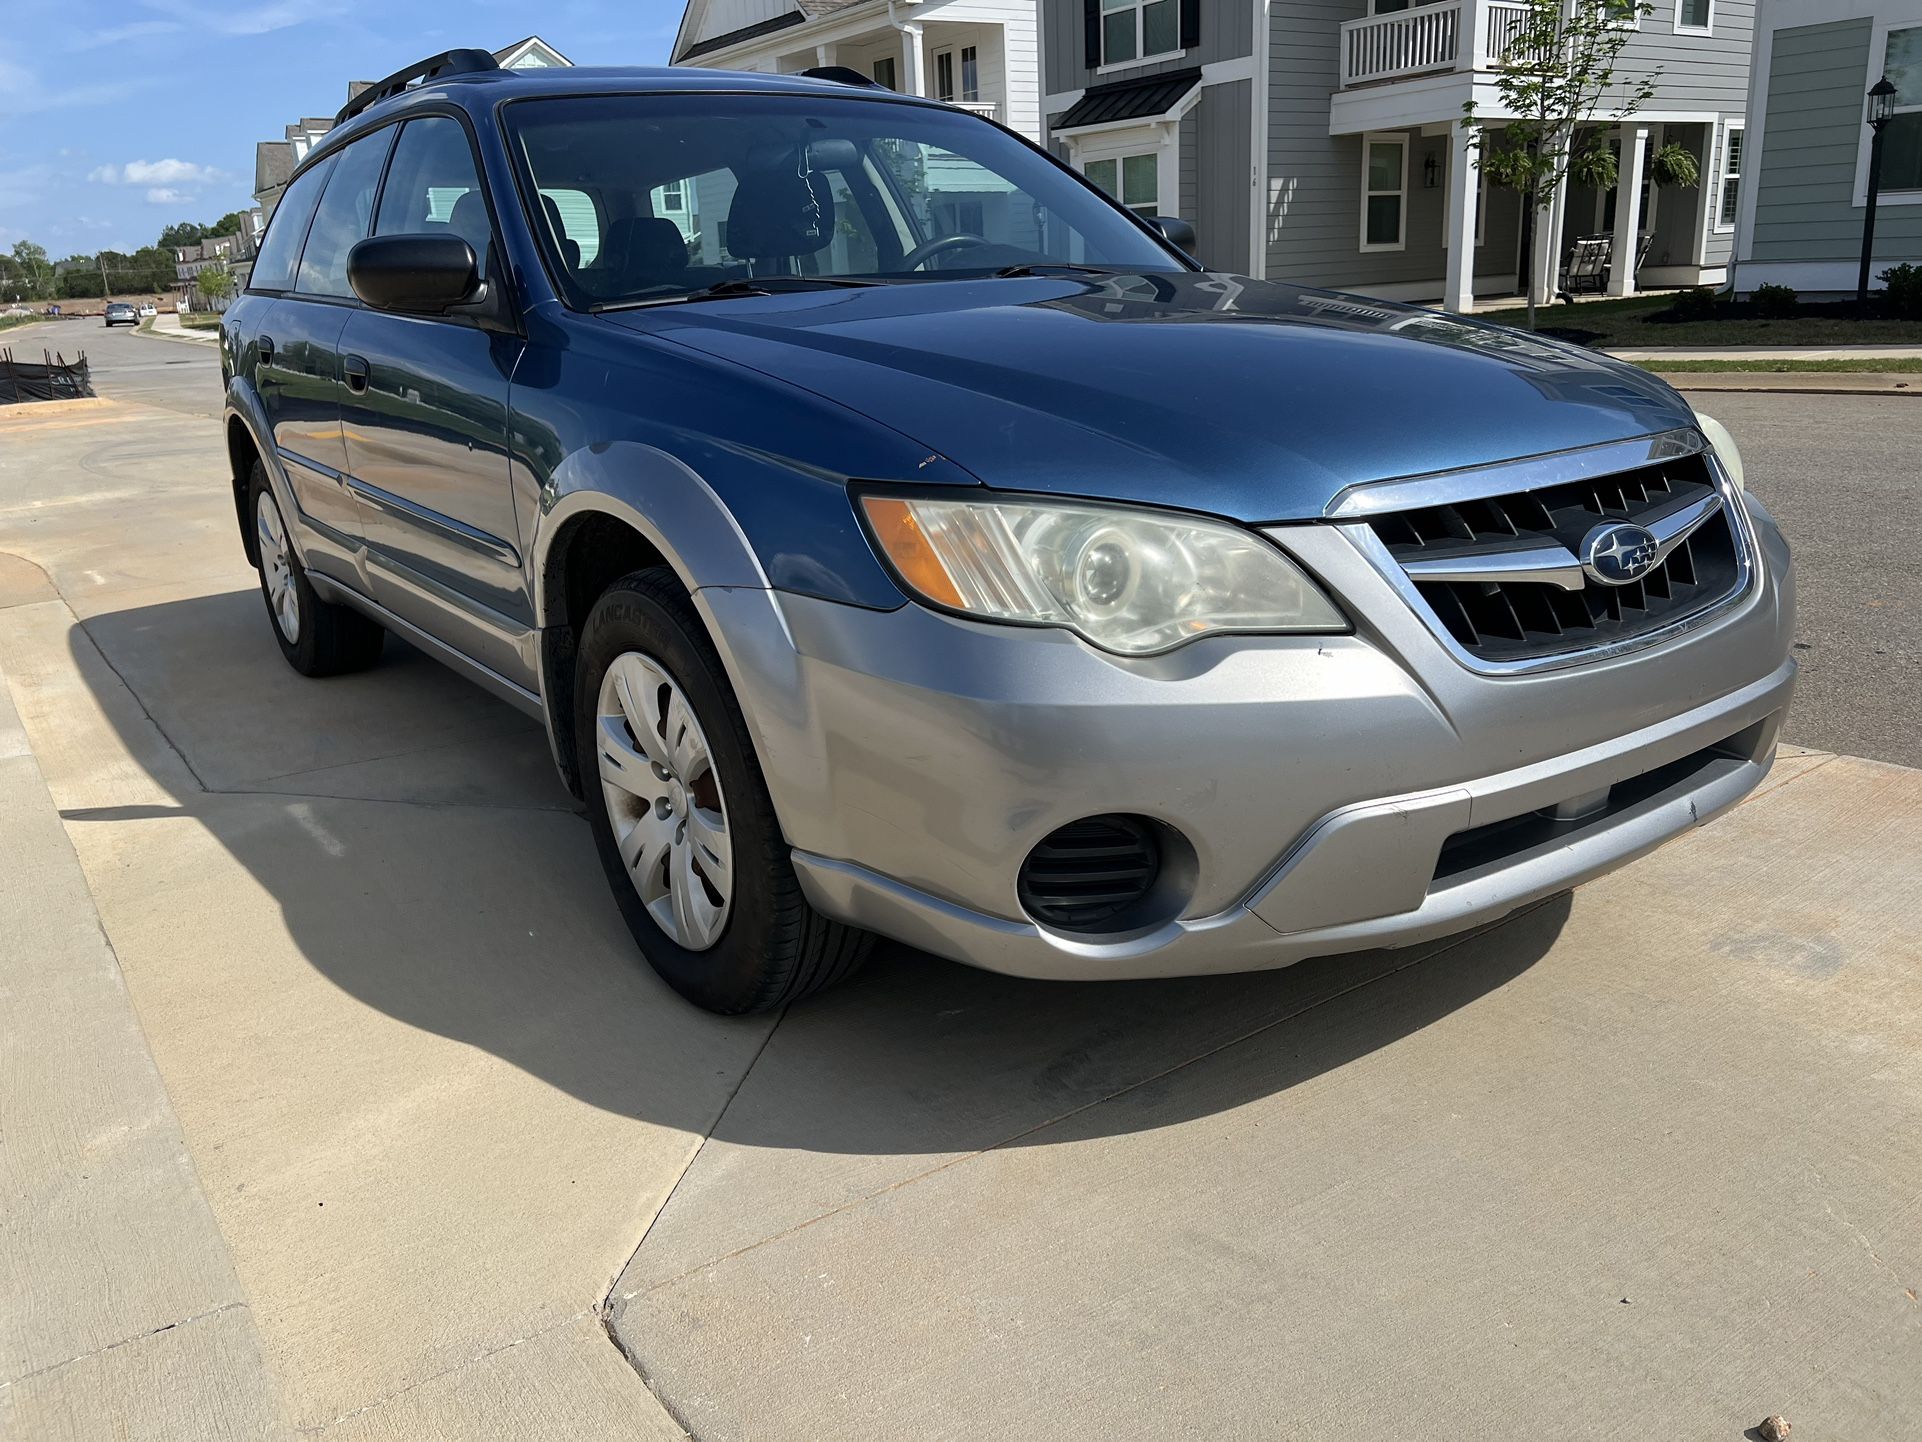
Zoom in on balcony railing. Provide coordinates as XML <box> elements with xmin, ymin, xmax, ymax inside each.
<box><xmin>950</xmin><ymin>99</ymin><xmax>999</xmax><ymax>120</ymax></box>
<box><xmin>1341</xmin><ymin>3</ymin><xmax>1461</xmax><ymax>87</ymax></box>
<box><xmin>1338</xmin><ymin>0</ymin><xmax>1548</xmax><ymax>89</ymax></box>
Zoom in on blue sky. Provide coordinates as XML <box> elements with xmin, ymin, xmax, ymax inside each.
<box><xmin>0</xmin><ymin>0</ymin><xmax>684</xmax><ymax>258</ymax></box>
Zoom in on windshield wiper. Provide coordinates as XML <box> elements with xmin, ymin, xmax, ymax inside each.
<box><xmin>990</xmin><ymin>262</ymin><xmax>1126</xmax><ymax>279</ymax></box>
<box><xmin>593</xmin><ymin>275</ymin><xmax>882</xmax><ymax>312</ymax></box>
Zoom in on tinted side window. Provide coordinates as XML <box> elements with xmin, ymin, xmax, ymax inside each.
<box><xmin>295</xmin><ymin>129</ymin><xmax>395</xmax><ymax>298</ymax></box>
<box><xmin>248</xmin><ymin>155</ymin><xmax>335</xmax><ymax>293</ymax></box>
<box><xmin>373</xmin><ymin>116</ymin><xmax>493</xmax><ymax>276</ymax></box>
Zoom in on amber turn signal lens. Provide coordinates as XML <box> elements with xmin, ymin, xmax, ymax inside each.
<box><xmin>862</xmin><ymin>496</ymin><xmax>965</xmax><ymax>609</ymax></box>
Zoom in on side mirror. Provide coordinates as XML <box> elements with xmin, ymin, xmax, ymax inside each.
<box><xmin>1152</xmin><ymin>215</ymin><xmax>1197</xmax><ymax>251</ymax></box>
<box><xmin>348</xmin><ymin>234</ymin><xmax>481</xmax><ymax>314</ymax></box>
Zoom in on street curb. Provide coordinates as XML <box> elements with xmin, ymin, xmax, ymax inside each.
<box><xmin>136</xmin><ymin>324</ymin><xmax>220</xmax><ymax>349</ymax></box>
<box><xmin>1655</xmin><ymin>373</ymin><xmax>1921</xmax><ymax>396</ymax></box>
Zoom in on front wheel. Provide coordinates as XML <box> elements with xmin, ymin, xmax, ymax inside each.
<box><xmin>248</xmin><ymin>464</ymin><xmax>384</xmax><ymax>677</ymax></box>
<box><xmin>576</xmin><ymin>567</ymin><xmax>870</xmax><ymax>1014</ymax></box>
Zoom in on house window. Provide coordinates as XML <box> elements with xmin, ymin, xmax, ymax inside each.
<box><xmin>1597</xmin><ymin>0</ymin><xmax>1640</xmax><ymax>28</ymax></box>
<box><xmin>1714</xmin><ymin>122</ymin><xmax>1743</xmax><ymax>231</ymax></box>
<box><xmin>961</xmin><ymin>46</ymin><xmax>980</xmax><ymax>102</ymax></box>
<box><xmin>935</xmin><ymin>49</ymin><xmax>956</xmax><ymax>102</ymax></box>
<box><xmin>1674</xmin><ymin>0</ymin><xmax>1711</xmax><ymax>34</ymax></box>
<box><xmin>1884</xmin><ymin>25</ymin><xmax>1922</xmax><ymax>193</ymax></box>
<box><xmin>1101</xmin><ymin>0</ymin><xmax>1179</xmax><ymax>67</ymax></box>
<box><xmin>1084</xmin><ymin>152</ymin><xmax>1159</xmax><ymax>218</ymax></box>
<box><xmin>872</xmin><ymin>56</ymin><xmax>897</xmax><ymax>90</ymax></box>
<box><xmin>1361</xmin><ymin>133</ymin><xmax>1407</xmax><ymax>251</ymax></box>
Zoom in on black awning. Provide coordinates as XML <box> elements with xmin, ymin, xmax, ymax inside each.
<box><xmin>1053</xmin><ymin>68</ymin><xmax>1201</xmax><ymax>132</ymax></box>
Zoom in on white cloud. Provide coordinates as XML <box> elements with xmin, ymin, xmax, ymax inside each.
<box><xmin>91</xmin><ymin>159</ymin><xmax>227</xmax><ymax>187</ymax></box>
<box><xmin>138</xmin><ymin>0</ymin><xmax>309</xmax><ymax>35</ymax></box>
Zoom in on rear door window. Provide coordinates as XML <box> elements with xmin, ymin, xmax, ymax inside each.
<box><xmin>248</xmin><ymin>155</ymin><xmax>335</xmax><ymax>294</ymax></box>
<box><xmin>295</xmin><ymin>129</ymin><xmax>396</xmax><ymax>299</ymax></box>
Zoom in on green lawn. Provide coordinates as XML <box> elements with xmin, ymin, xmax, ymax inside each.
<box><xmin>1525</xmin><ymin>293</ymin><xmax>1922</xmax><ymax>349</ymax></box>
<box><xmin>1631</xmin><ymin>356</ymin><xmax>1922</xmax><ymax>374</ymax></box>
<box><xmin>0</xmin><ymin>313</ymin><xmax>44</xmax><ymax>335</ymax></box>
<box><xmin>178</xmin><ymin>312</ymin><xmax>222</xmax><ymax>330</ymax></box>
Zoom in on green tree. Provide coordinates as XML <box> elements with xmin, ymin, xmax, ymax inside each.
<box><xmin>7</xmin><ymin>240</ymin><xmax>53</xmax><ymax>300</ymax></box>
<box><xmin>196</xmin><ymin>264</ymin><xmax>235</xmax><ymax>306</ymax></box>
<box><xmin>132</xmin><ymin>246</ymin><xmax>177</xmax><ymax>292</ymax></box>
<box><xmin>210</xmin><ymin>209</ymin><xmax>253</xmax><ymax>239</ymax></box>
<box><xmin>157</xmin><ymin>221</ymin><xmax>205</xmax><ymax>249</ymax></box>
<box><xmin>1466</xmin><ymin>0</ymin><xmax>1658</xmax><ymax>329</ymax></box>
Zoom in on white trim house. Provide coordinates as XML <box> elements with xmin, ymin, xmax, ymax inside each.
<box><xmin>1039</xmin><ymin>0</ymin><xmax>1754</xmax><ymax>310</ymax></box>
<box><xmin>1732</xmin><ymin>0</ymin><xmax>1922</xmax><ymax>296</ymax></box>
<box><xmin>671</xmin><ymin>0</ymin><xmax>1044</xmax><ymax>143</ymax></box>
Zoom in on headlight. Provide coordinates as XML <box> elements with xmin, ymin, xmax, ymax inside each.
<box><xmin>859</xmin><ymin>493</ymin><xmax>1347</xmax><ymax>655</ymax></box>
<box><xmin>1693</xmin><ymin>410</ymin><xmax>1746</xmax><ymax>491</ymax></box>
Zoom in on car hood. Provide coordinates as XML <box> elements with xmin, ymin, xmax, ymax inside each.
<box><xmin>607</xmin><ymin>271</ymin><xmax>1696</xmax><ymax>523</ymax></box>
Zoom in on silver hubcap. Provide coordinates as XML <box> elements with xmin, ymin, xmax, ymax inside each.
<box><xmin>255</xmin><ymin>490</ymin><xmax>300</xmax><ymax>644</ymax></box>
<box><xmin>596</xmin><ymin>651</ymin><xmax>733</xmax><ymax>951</ymax></box>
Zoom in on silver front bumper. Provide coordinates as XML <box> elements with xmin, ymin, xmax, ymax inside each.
<box><xmin>694</xmin><ymin>493</ymin><xmax>1796</xmax><ymax>981</ymax></box>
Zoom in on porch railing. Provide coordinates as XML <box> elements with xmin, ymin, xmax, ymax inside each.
<box><xmin>1339</xmin><ymin>3</ymin><xmax>1461</xmax><ymax>88</ymax></box>
<box><xmin>1337</xmin><ymin>0</ymin><xmax>1556</xmax><ymax>89</ymax></box>
<box><xmin>952</xmin><ymin>99</ymin><xmax>999</xmax><ymax>120</ymax></box>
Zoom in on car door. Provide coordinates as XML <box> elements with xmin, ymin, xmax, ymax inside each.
<box><xmin>245</xmin><ymin>151</ymin><xmax>369</xmax><ymax>586</ymax></box>
<box><xmin>335</xmin><ymin>113</ymin><xmax>530</xmax><ymax>688</ymax></box>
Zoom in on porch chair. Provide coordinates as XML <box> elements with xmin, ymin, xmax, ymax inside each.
<box><xmin>1559</xmin><ymin>235</ymin><xmax>1611</xmax><ymax>301</ymax></box>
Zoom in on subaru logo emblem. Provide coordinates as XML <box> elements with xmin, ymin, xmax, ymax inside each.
<box><xmin>1580</xmin><ymin>521</ymin><xmax>1660</xmax><ymax>586</ymax></box>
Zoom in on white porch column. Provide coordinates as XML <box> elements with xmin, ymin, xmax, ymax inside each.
<box><xmin>815</xmin><ymin>42</ymin><xmax>837</xmax><ymax>66</ymax></box>
<box><xmin>899</xmin><ymin>23</ymin><xmax>926</xmax><ymax>96</ymax></box>
<box><xmin>1444</xmin><ymin>123</ymin><xmax>1480</xmax><ymax>314</ymax></box>
<box><xmin>1608</xmin><ymin>124</ymin><xmax>1650</xmax><ymax>297</ymax></box>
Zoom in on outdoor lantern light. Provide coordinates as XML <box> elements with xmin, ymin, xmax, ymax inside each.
<box><xmin>1870</xmin><ymin>75</ymin><xmax>1899</xmax><ymax>128</ymax></box>
<box><xmin>1424</xmin><ymin>152</ymin><xmax>1440</xmax><ymax>189</ymax></box>
<box><xmin>1860</xmin><ymin>77</ymin><xmax>1902</xmax><ymax>307</ymax></box>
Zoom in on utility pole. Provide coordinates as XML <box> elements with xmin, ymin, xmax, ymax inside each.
<box><xmin>98</xmin><ymin>252</ymin><xmax>110</xmax><ymax>303</ymax></box>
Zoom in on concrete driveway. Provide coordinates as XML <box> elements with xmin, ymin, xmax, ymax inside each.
<box><xmin>2</xmin><ymin>323</ymin><xmax>1919</xmax><ymax>1440</ymax></box>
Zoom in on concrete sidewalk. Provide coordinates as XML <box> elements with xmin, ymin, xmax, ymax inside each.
<box><xmin>139</xmin><ymin>312</ymin><xmax>221</xmax><ymax>347</ymax></box>
<box><xmin>3</xmin><ymin>384</ymin><xmax>1919</xmax><ymax>1439</ymax></box>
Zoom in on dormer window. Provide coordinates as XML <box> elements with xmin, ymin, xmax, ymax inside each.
<box><xmin>1100</xmin><ymin>0</ymin><xmax>1179</xmax><ymax>66</ymax></box>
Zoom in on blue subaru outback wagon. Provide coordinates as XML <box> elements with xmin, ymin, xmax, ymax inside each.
<box><xmin>221</xmin><ymin>50</ymin><xmax>1794</xmax><ymax>1013</ymax></box>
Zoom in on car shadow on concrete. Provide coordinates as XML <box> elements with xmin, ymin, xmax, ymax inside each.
<box><xmin>63</xmin><ymin>587</ymin><xmax>1568</xmax><ymax>1156</ymax></box>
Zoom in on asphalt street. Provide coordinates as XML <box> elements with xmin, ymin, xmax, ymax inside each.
<box><xmin>16</xmin><ymin>318</ymin><xmax>1917</xmax><ymax>765</ymax></box>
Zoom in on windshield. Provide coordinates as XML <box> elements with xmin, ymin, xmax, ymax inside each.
<box><xmin>503</xmin><ymin>92</ymin><xmax>1184</xmax><ymax>309</ymax></box>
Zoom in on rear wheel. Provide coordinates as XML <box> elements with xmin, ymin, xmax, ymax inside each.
<box><xmin>248</xmin><ymin>464</ymin><xmax>384</xmax><ymax>677</ymax></box>
<box><xmin>576</xmin><ymin>567</ymin><xmax>870</xmax><ymax>1013</ymax></box>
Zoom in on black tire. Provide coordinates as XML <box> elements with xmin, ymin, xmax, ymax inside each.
<box><xmin>576</xmin><ymin>567</ymin><xmax>871</xmax><ymax>1014</ymax></box>
<box><xmin>247</xmin><ymin>463</ymin><xmax>384</xmax><ymax>677</ymax></box>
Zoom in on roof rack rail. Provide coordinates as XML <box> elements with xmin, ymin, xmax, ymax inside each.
<box><xmin>798</xmin><ymin>65</ymin><xmax>883</xmax><ymax>89</ymax></box>
<box><xmin>336</xmin><ymin>48</ymin><xmax>501</xmax><ymax>125</ymax></box>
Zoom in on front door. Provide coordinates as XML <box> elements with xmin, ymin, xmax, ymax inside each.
<box><xmin>335</xmin><ymin>114</ymin><xmax>531</xmax><ymax>688</ymax></box>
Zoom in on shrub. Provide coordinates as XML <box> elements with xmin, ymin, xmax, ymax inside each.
<box><xmin>1880</xmin><ymin>262</ymin><xmax>1922</xmax><ymax>320</ymax></box>
<box><xmin>1752</xmin><ymin>283</ymin><xmax>1799</xmax><ymax>319</ymax></box>
<box><xmin>1666</xmin><ymin>287</ymin><xmax>1721</xmax><ymax>322</ymax></box>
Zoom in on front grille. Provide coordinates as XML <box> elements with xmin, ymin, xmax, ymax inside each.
<box><xmin>1370</xmin><ymin>453</ymin><xmax>1744</xmax><ymax>663</ymax></box>
<box><xmin>1017</xmin><ymin>815</ymin><xmax>1161</xmax><ymax>933</ymax></box>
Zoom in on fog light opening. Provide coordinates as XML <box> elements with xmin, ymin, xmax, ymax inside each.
<box><xmin>1016</xmin><ymin>814</ymin><xmax>1193</xmax><ymax>935</ymax></box>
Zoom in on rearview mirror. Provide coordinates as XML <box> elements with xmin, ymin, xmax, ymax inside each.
<box><xmin>1152</xmin><ymin>215</ymin><xmax>1197</xmax><ymax>251</ymax></box>
<box><xmin>348</xmin><ymin>234</ymin><xmax>481</xmax><ymax>314</ymax></box>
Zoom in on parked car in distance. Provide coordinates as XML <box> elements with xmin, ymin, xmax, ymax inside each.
<box><xmin>137</xmin><ymin>303</ymin><xmax>158</xmax><ymax>318</ymax></box>
<box><xmin>103</xmin><ymin>302</ymin><xmax>137</xmax><ymax>327</ymax></box>
<box><xmin>221</xmin><ymin>52</ymin><xmax>1795</xmax><ymax>1014</ymax></box>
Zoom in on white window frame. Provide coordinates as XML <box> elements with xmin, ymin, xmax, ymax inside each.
<box><xmin>1672</xmin><ymin>0</ymin><xmax>1713</xmax><ymax>36</ymax></box>
<box><xmin>1096</xmin><ymin>0</ymin><xmax>1184</xmax><ymax>73</ymax></box>
<box><xmin>1599</xmin><ymin>0</ymin><xmax>1641</xmax><ymax>30</ymax></box>
<box><xmin>1067</xmin><ymin>121</ymin><xmax>1181</xmax><ymax>220</ymax></box>
<box><xmin>1360</xmin><ymin>132</ymin><xmax>1408</xmax><ymax>252</ymax></box>
<box><xmin>1713</xmin><ymin>119</ymin><xmax>1743</xmax><ymax>233</ymax></box>
<box><xmin>1854</xmin><ymin>18</ymin><xmax>1922</xmax><ymax>207</ymax></box>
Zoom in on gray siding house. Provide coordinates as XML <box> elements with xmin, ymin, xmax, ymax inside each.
<box><xmin>1041</xmin><ymin>0</ymin><xmax>1754</xmax><ymax>309</ymax></box>
<box><xmin>1731</xmin><ymin>0</ymin><xmax>1922</xmax><ymax>296</ymax></box>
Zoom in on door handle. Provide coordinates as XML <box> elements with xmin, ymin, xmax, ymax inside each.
<box><xmin>341</xmin><ymin>354</ymin><xmax>369</xmax><ymax>394</ymax></box>
<box><xmin>257</xmin><ymin>334</ymin><xmax>275</xmax><ymax>365</ymax></box>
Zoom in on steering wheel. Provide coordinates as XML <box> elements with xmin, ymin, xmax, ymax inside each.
<box><xmin>899</xmin><ymin>233</ymin><xmax>994</xmax><ymax>272</ymax></box>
